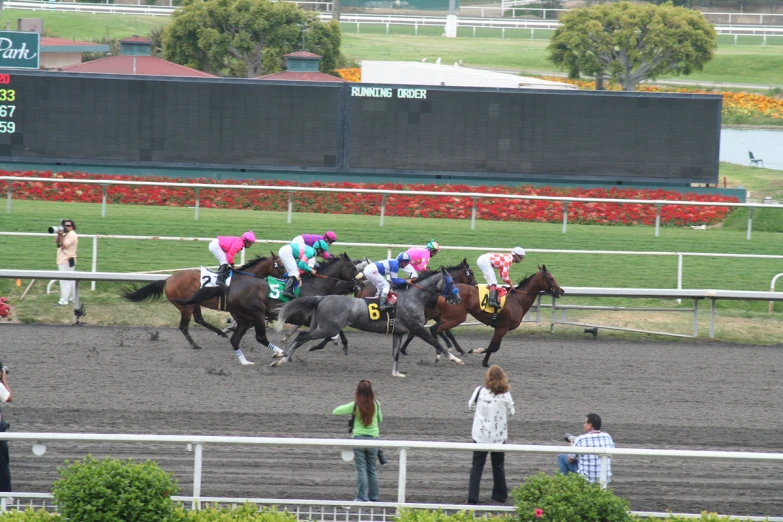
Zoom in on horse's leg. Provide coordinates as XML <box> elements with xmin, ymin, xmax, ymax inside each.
<box><xmin>271</xmin><ymin>326</ymin><xmax>332</xmax><ymax>367</ymax></box>
<box><xmin>283</xmin><ymin>325</ymin><xmax>301</xmax><ymax>343</ymax></box>
<box><xmin>475</xmin><ymin>327</ymin><xmax>509</xmax><ymax>368</ymax></box>
<box><xmin>192</xmin><ymin>306</ymin><xmax>228</xmax><ymax>338</ymax></box>
<box><xmin>228</xmin><ymin>322</ymin><xmax>254</xmax><ymax>365</ymax></box>
<box><xmin>410</xmin><ymin>323</ymin><xmax>464</xmax><ymax>366</ymax></box>
<box><xmin>307</xmin><ymin>338</ymin><xmax>332</xmax><ymax>352</ymax></box>
<box><xmin>392</xmin><ymin>333</ymin><xmax>406</xmax><ymax>378</ymax></box>
<box><xmin>177</xmin><ymin>307</ymin><xmax>201</xmax><ymax>350</ymax></box>
<box><xmin>443</xmin><ymin>330</ymin><xmax>465</xmax><ymax>355</ymax></box>
<box><xmin>338</xmin><ymin>330</ymin><xmax>349</xmax><ymax>356</ymax></box>
<box><xmin>439</xmin><ymin>331</ymin><xmax>454</xmax><ymax>349</ymax></box>
<box><xmin>252</xmin><ymin>315</ymin><xmax>285</xmax><ymax>358</ymax></box>
<box><xmin>399</xmin><ymin>332</ymin><xmax>416</xmax><ymax>356</ymax></box>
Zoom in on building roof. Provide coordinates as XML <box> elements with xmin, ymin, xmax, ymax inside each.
<box><xmin>255</xmin><ymin>71</ymin><xmax>345</xmax><ymax>82</ymax></box>
<box><xmin>284</xmin><ymin>51</ymin><xmax>322</xmax><ymax>59</ymax></box>
<box><xmin>119</xmin><ymin>36</ymin><xmax>153</xmax><ymax>44</ymax></box>
<box><xmin>60</xmin><ymin>55</ymin><xmax>217</xmax><ymax>77</ymax></box>
<box><xmin>41</xmin><ymin>37</ymin><xmax>110</xmax><ymax>54</ymax></box>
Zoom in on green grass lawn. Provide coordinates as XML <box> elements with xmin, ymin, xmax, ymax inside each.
<box><xmin>0</xmin><ymin>8</ymin><xmax>167</xmax><ymax>41</ymax></box>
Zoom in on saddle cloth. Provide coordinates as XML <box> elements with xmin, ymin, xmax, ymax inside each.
<box><xmin>362</xmin><ymin>298</ymin><xmax>395</xmax><ymax>334</ymax></box>
<box><xmin>267</xmin><ymin>276</ymin><xmax>301</xmax><ymax>302</ymax></box>
<box><xmin>200</xmin><ymin>267</ymin><xmax>232</xmax><ymax>288</ymax></box>
<box><xmin>478</xmin><ymin>286</ymin><xmax>508</xmax><ymax>314</ymax></box>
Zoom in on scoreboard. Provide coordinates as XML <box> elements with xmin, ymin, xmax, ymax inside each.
<box><xmin>0</xmin><ymin>71</ymin><xmax>722</xmax><ymax>184</ymax></box>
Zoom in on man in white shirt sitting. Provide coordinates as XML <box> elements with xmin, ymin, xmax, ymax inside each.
<box><xmin>557</xmin><ymin>413</ymin><xmax>615</xmax><ymax>484</ymax></box>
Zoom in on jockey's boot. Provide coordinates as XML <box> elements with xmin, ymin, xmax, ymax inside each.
<box><xmin>488</xmin><ymin>285</ymin><xmax>500</xmax><ymax>308</ymax></box>
<box><xmin>379</xmin><ymin>293</ymin><xmax>394</xmax><ymax>312</ymax></box>
<box><xmin>282</xmin><ymin>276</ymin><xmax>298</xmax><ymax>299</ymax></box>
<box><xmin>215</xmin><ymin>264</ymin><xmax>230</xmax><ymax>286</ymax></box>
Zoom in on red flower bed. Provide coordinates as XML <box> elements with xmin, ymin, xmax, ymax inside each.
<box><xmin>0</xmin><ymin>170</ymin><xmax>738</xmax><ymax>227</ymax></box>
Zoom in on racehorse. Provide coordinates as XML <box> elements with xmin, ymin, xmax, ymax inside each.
<box><xmin>431</xmin><ymin>265</ymin><xmax>564</xmax><ymax>367</ymax></box>
<box><xmin>173</xmin><ymin>254</ymin><xmax>359</xmax><ymax>365</ymax></box>
<box><xmin>120</xmin><ymin>254</ymin><xmax>285</xmax><ymax>350</ymax></box>
<box><xmin>274</xmin><ymin>268</ymin><xmax>464</xmax><ymax>377</ymax></box>
<box><xmin>351</xmin><ymin>259</ymin><xmax>478</xmax><ymax>355</ymax></box>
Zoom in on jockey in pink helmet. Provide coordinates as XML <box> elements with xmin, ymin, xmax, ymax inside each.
<box><xmin>208</xmin><ymin>231</ymin><xmax>256</xmax><ymax>286</ymax></box>
<box><xmin>406</xmin><ymin>239</ymin><xmax>440</xmax><ymax>273</ymax></box>
<box><xmin>292</xmin><ymin>231</ymin><xmax>337</xmax><ymax>259</ymax></box>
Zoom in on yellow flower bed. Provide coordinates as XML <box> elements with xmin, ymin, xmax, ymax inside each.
<box><xmin>538</xmin><ymin>77</ymin><xmax>783</xmax><ymax>121</ymax></box>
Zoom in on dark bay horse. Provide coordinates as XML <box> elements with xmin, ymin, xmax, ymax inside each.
<box><xmin>350</xmin><ymin>259</ymin><xmax>478</xmax><ymax>355</ymax></box>
<box><xmin>173</xmin><ymin>254</ymin><xmax>359</xmax><ymax>365</ymax></box>
<box><xmin>433</xmin><ymin>265</ymin><xmax>565</xmax><ymax>367</ymax></box>
<box><xmin>274</xmin><ymin>268</ymin><xmax>464</xmax><ymax>377</ymax></box>
<box><xmin>121</xmin><ymin>254</ymin><xmax>285</xmax><ymax>350</ymax></box>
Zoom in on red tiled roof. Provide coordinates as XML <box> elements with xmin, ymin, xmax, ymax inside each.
<box><xmin>255</xmin><ymin>71</ymin><xmax>344</xmax><ymax>82</ymax></box>
<box><xmin>42</xmin><ymin>37</ymin><xmax>97</xmax><ymax>47</ymax></box>
<box><xmin>60</xmin><ymin>55</ymin><xmax>217</xmax><ymax>77</ymax></box>
<box><xmin>119</xmin><ymin>36</ymin><xmax>153</xmax><ymax>44</ymax></box>
<box><xmin>285</xmin><ymin>51</ymin><xmax>322</xmax><ymax>59</ymax></box>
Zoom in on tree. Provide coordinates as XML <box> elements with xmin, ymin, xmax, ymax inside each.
<box><xmin>547</xmin><ymin>2</ymin><xmax>717</xmax><ymax>91</ymax></box>
<box><xmin>162</xmin><ymin>0</ymin><xmax>342</xmax><ymax>78</ymax></box>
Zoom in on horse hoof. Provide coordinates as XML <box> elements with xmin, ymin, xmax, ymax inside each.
<box><xmin>482</xmin><ymin>361</ymin><xmax>490</xmax><ymax>368</ymax></box>
<box><xmin>455</xmin><ymin>358</ymin><xmax>465</xmax><ymax>366</ymax></box>
<box><xmin>270</xmin><ymin>358</ymin><xmax>286</xmax><ymax>368</ymax></box>
<box><xmin>191</xmin><ymin>346</ymin><xmax>202</xmax><ymax>350</ymax></box>
<box><xmin>474</xmin><ymin>348</ymin><xmax>486</xmax><ymax>354</ymax></box>
<box><xmin>240</xmin><ymin>360</ymin><xmax>255</xmax><ymax>366</ymax></box>
<box><xmin>392</xmin><ymin>372</ymin><xmax>407</xmax><ymax>378</ymax></box>
<box><xmin>466</xmin><ymin>349</ymin><xmax>473</xmax><ymax>354</ymax></box>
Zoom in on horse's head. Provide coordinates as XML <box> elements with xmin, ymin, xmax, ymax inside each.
<box><xmin>538</xmin><ymin>264</ymin><xmax>565</xmax><ymax>298</ymax></box>
<box><xmin>440</xmin><ymin>267</ymin><xmax>462</xmax><ymax>305</ymax></box>
<box><xmin>445</xmin><ymin>259</ymin><xmax>475</xmax><ymax>286</ymax></box>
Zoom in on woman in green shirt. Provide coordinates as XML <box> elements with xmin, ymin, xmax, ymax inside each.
<box><xmin>333</xmin><ymin>380</ymin><xmax>382</xmax><ymax>502</ymax></box>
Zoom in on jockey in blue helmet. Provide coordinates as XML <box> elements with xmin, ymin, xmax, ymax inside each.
<box><xmin>363</xmin><ymin>251</ymin><xmax>418</xmax><ymax>311</ymax></box>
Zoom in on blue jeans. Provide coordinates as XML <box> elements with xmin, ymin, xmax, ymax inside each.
<box><xmin>557</xmin><ymin>453</ymin><xmax>579</xmax><ymax>475</ymax></box>
<box><xmin>353</xmin><ymin>435</ymin><xmax>379</xmax><ymax>501</ymax></box>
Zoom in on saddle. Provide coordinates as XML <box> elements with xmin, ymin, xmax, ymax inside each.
<box><xmin>200</xmin><ymin>267</ymin><xmax>232</xmax><ymax>288</ymax></box>
<box><xmin>478</xmin><ymin>286</ymin><xmax>508</xmax><ymax>314</ymax></box>
<box><xmin>267</xmin><ymin>276</ymin><xmax>301</xmax><ymax>302</ymax></box>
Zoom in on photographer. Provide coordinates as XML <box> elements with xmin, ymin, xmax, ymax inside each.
<box><xmin>0</xmin><ymin>364</ymin><xmax>12</xmax><ymax>493</ymax></box>
<box><xmin>557</xmin><ymin>413</ymin><xmax>614</xmax><ymax>484</ymax></box>
<box><xmin>54</xmin><ymin>220</ymin><xmax>78</xmax><ymax>306</ymax></box>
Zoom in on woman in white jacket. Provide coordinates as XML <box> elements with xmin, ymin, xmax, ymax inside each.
<box><xmin>467</xmin><ymin>364</ymin><xmax>515</xmax><ymax>504</ymax></box>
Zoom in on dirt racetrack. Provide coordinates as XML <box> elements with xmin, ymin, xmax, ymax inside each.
<box><xmin>1</xmin><ymin>324</ymin><xmax>781</xmax><ymax>517</ymax></box>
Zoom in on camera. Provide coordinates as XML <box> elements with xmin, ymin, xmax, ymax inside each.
<box><xmin>564</xmin><ymin>433</ymin><xmax>576</xmax><ymax>443</ymax></box>
<box><xmin>0</xmin><ymin>360</ymin><xmax>8</xmax><ymax>375</ymax></box>
<box><xmin>48</xmin><ymin>219</ymin><xmax>67</xmax><ymax>234</ymax></box>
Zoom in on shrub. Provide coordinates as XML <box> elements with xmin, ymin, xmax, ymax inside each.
<box><xmin>52</xmin><ymin>455</ymin><xmax>178</xmax><ymax>522</ymax></box>
<box><xmin>0</xmin><ymin>508</ymin><xmax>60</xmax><ymax>520</ymax></box>
<box><xmin>396</xmin><ymin>508</ymin><xmax>511</xmax><ymax>522</ymax></box>
<box><xmin>170</xmin><ymin>503</ymin><xmax>298</xmax><ymax>521</ymax></box>
<box><xmin>512</xmin><ymin>473</ymin><xmax>633</xmax><ymax>522</ymax></box>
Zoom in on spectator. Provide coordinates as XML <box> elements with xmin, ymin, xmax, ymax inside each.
<box><xmin>333</xmin><ymin>380</ymin><xmax>382</xmax><ymax>502</ymax></box>
<box><xmin>55</xmin><ymin>219</ymin><xmax>78</xmax><ymax>306</ymax></box>
<box><xmin>0</xmin><ymin>364</ymin><xmax>12</xmax><ymax>493</ymax></box>
<box><xmin>557</xmin><ymin>413</ymin><xmax>615</xmax><ymax>484</ymax></box>
<box><xmin>467</xmin><ymin>364</ymin><xmax>515</xmax><ymax>504</ymax></box>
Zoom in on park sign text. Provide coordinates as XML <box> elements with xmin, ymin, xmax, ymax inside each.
<box><xmin>0</xmin><ymin>31</ymin><xmax>40</xmax><ymax>70</ymax></box>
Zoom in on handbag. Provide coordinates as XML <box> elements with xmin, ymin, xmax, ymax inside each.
<box><xmin>377</xmin><ymin>448</ymin><xmax>387</xmax><ymax>465</ymax></box>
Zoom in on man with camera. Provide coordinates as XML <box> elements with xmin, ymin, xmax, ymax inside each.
<box><xmin>557</xmin><ymin>413</ymin><xmax>614</xmax><ymax>484</ymax></box>
<box><xmin>54</xmin><ymin>219</ymin><xmax>78</xmax><ymax>306</ymax></box>
<box><xmin>0</xmin><ymin>362</ymin><xmax>13</xmax><ymax>493</ymax></box>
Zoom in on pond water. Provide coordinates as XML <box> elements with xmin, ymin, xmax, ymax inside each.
<box><xmin>720</xmin><ymin>127</ymin><xmax>783</xmax><ymax>170</ymax></box>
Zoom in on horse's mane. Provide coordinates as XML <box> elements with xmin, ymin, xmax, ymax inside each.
<box><xmin>515</xmin><ymin>267</ymin><xmax>548</xmax><ymax>289</ymax></box>
<box><xmin>318</xmin><ymin>253</ymin><xmax>352</xmax><ymax>272</ymax></box>
<box><xmin>444</xmin><ymin>261</ymin><xmax>466</xmax><ymax>273</ymax></box>
<box><xmin>237</xmin><ymin>255</ymin><xmax>270</xmax><ymax>271</ymax></box>
<box><xmin>416</xmin><ymin>269</ymin><xmax>439</xmax><ymax>281</ymax></box>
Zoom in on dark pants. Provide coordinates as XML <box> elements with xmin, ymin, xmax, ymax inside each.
<box><xmin>468</xmin><ymin>449</ymin><xmax>506</xmax><ymax>504</ymax></box>
<box><xmin>0</xmin><ymin>440</ymin><xmax>11</xmax><ymax>492</ymax></box>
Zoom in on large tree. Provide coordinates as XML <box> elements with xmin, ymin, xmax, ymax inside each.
<box><xmin>162</xmin><ymin>0</ymin><xmax>342</xmax><ymax>78</ymax></box>
<box><xmin>547</xmin><ymin>2</ymin><xmax>717</xmax><ymax>91</ymax></box>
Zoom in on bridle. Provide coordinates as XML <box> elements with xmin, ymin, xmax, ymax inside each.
<box><xmin>509</xmin><ymin>271</ymin><xmax>557</xmax><ymax>296</ymax></box>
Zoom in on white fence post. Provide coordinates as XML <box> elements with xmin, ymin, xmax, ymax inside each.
<box><xmin>192</xmin><ymin>443</ymin><xmax>203</xmax><ymax>510</ymax></box>
<box><xmin>677</xmin><ymin>254</ymin><xmax>683</xmax><ymax>304</ymax></box>
<box><xmin>747</xmin><ymin>208</ymin><xmax>754</xmax><ymax>240</ymax></box>
<box><xmin>471</xmin><ymin>197</ymin><xmax>478</xmax><ymax>230</ymax></box>
<box><xmin>654</xmin><ymin>205</ymin><xmax>662</xmax><ymax>237</ymax></box>
<box><xmin>397</xmin><ymin>447</ymin><xmax>407</xmax><ymax>504</ymax></box>
<box><xmin>91</xmin><ymin>236</ymin><xmax>98</xmax><ymax>291</ymax></box>
<box><xmin>599</xmin><ymin>454</ymin><xmax>609</xmax><ymax>489</ymax></box>
<box><xmin>562</xmin><ymin>202</ymin><xmax>568</xmax><ymax>234</ymax></box>
<box><xmin>5</xmin><ymin>183</ymin><xmax>10</xmax><ymax>213</ymax></box>
<box><xmin>288</xmin><ymin>192</ymin><xmax>294</xmax><ymax>224</ymax></box>
<box><xmin>194</xmin><ymin>188</ymin><xmax>200</xmax><ymax>221</ymax></box>
<box><xmin>101</xmin><ymin>185</ymin><xmax>108</xmax><ymax>217</ymax></box>
<box><xmin>380</xmin><ymin>194</ymin><xmax>387</xmax><ymax>227</ymax></box>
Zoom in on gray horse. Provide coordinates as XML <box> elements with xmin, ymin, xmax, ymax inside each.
<box><xmin>273</xmin><ymin>268</ymin><xmax>464</xmax><ymax>377</ymax></box>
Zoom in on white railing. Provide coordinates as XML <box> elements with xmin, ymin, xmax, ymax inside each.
<box><xmin>2</xmin><ymin>176</ymin><xmax>773</xmax><ymax>239</ymax></box>
<box><xmin>3</xmin><ymin>232</ymin><xmax>783</xmax><ymax>296</ymax></box>
<box><xmin>1</xmin><ymin>431</ymin><xmax>782</xmax><ymax>521</ymax></box>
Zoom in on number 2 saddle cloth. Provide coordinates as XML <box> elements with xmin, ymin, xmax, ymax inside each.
<box><xmin>200</xmin><ymin>267</ymin><xmax>232</xmax><ymax>288</ymax></box>
<box><xmin>477</xmin><ymin>286</ymin><xmax>509</xmax><ymax>314</ymax></box>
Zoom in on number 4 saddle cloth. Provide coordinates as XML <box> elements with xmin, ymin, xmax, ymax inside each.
<box><xmin>200</xmin><ymin>267</ymin><xmax>232</xmax><ymax>288</ymax></box>
<box><xmin>477</xmin><ymin>286</ymin><xmax>509</xmax><ymax>314</ymax></box>
<box><xmin>362</xmin><ymin>297</ymin><xmax>396</xmax><ymax>334</ymax></box>
<box><xmin>267</xmin><ymin>276</ymin><xmax>301</xmax><ymax>302</ymax></box>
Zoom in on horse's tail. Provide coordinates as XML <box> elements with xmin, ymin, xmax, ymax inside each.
<box><xmin>275</xmin><ymin>296</ymin><xmax>327</xmax><ymax>332</ymax></box>
<box><xmin>173</xmin><ymin>286</ymin><xmax>227</xmax><ymax>307</ymax></box>
<box><xmin>121</xmin><ymin>280</ymin><xmax>166</xmax><ymax>303</ymax></box>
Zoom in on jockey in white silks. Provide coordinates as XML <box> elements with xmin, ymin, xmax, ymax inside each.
<box><xmin>363</xmin><ymin>252</ymin><xmax>418</xmax><ymax>311</ymax></box>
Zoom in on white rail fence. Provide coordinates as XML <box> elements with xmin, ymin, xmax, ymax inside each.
<box><xmin>3</xmin><ymin>176</ymin><xmax>776</xmax><ymax>239</ymax></box>
<box><xmin>1</xmin><ymin>268</ymin><xmax>783</xmax><ymax>337</ymax></box>
<box><xmin>0</xmin><ymin>432</ymin><xmax>782</xmax><ymax>521</ymax></box>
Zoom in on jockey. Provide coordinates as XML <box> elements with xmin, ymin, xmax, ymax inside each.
<box><xmin>406</xmin><ymin>239</ymin><xmax>440</xmax><ymax>273</ymax></box>
<box><xmin>363</xmin><ymin>252</ymin><xmax>418</xmax><ymax>311</ymax></box>
<box><xmin>208</xmin><ymin>231</ymin><xmax>256</xmax><ymax>286</ymax></box>
<box><xmin>476</xmin><ymin>247</ymin><xmax>525</xmax><ymax>308</ymax></box>
<box><xmin>292</xmin><ymin>231</ymin><xmax>337</xmax><ymax>260</ymax></box>
<box><xmin>278</xmin><ymin>239</ymin><xmax>330</xmax><ymax>299</ymax></box>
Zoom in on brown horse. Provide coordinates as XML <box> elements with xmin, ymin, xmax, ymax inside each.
<box><xmin>433</xmin><ymin>265</ymin><xmax>565</xmax><ymax>367</ymax></box>
<box><xmin>121</xmin><ymin>254</ymin><xmax>285</xmax><ymax>349</ymax></box>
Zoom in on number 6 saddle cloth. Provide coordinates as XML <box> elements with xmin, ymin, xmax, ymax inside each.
<box><xmin>477</xmin><ymin>286</ymin><xmax>509</xmax><ymax>313</ymax></box>
<box><xmin>362</xmin><ymin>297</ymin><xmax>396</xmax><ymax>334</ymax></box>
